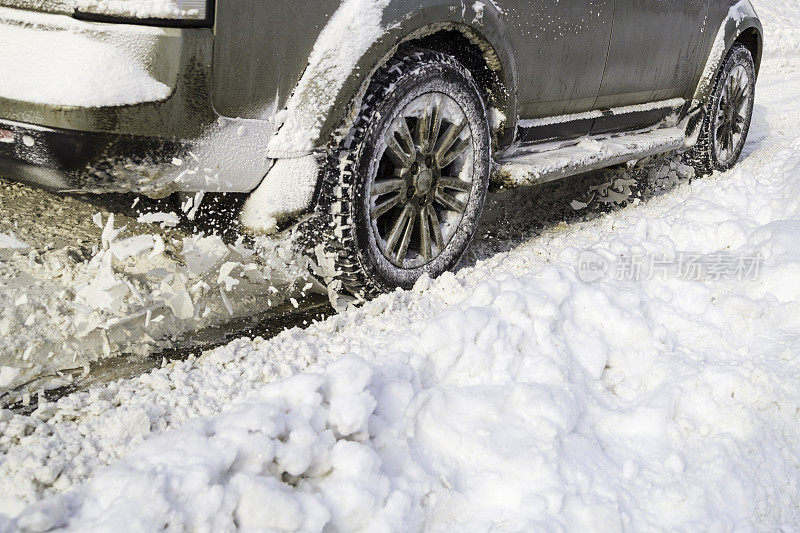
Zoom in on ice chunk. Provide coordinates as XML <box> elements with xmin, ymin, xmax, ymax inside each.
<box><xmin>0</xmin><ymin>366</ymin><xmax>21</xmax><ymax>388</ymax></box>
<box><xmin>182</xmin><ymin>235</ymin><xmax>229</xmax><ymax>275</ymax></box>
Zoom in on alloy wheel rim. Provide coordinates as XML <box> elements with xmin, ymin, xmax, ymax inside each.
<box><xmin>713</xmin><ymin>64</ymin><xmax>752</xmax><ymax>165</ymax></box>
<box><xmin>368</xmin><ymin>92</ymin><xmax>474</xmax><ymax>268</ymax></box>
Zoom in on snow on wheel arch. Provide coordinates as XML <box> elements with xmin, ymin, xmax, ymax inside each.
<box><xmin>241</xmin><ymin>0</ymin><xmax>391</xmax><ymax>233</ymax></box>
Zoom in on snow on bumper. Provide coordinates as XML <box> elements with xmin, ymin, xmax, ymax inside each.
<box><xmin>0</xmin><ymin>6</ymin><xmax>176</xmax><ymax>108</ymax></box>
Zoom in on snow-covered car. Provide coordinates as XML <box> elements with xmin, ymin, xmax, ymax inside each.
<box><xmin>0</xmin><ymin>0</ymin><xmax>762</xmax><ymax>299</ymax></box>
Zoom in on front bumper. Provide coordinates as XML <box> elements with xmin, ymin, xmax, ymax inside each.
<box><xmin>0</xmin><ymin>6</ymin><xmax>273</xmax><ymax>195</ymax></box>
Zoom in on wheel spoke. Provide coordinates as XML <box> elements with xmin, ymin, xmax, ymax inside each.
<box><xmin>372</xmin><ymin>193</ymin><xmax>404</xmax><ymax>220</ymax></box>
<box><xmin>417</xmin><ymin>103</ymin><xmax>442</xmax><ymax>154</ymax></box>
<box><xmin>438</xmin><ymin>137</ymin><xmax>471</xmax><ymax>168</ymax></box>
<box><xmin>715</xmin><ymin>124</ymin><xmax>725</xmax><ymax>144</ymax></box>
<box><xmin>395</xmin><ymin>208</ymin><xmax>416</xmax><ymax>265</ymax></box>
<box><xmin>384</xmin><ymin>203</ymin><xmax>414</xmax><ymax>258</ymax></box>
<box><xmin>438</xmin><ymin>176</ymin><xmax>472</xmax><ymax>193</ymax></box>
<box><xmin>729</xmin><ymin>78</ymin><xmax>738</xmax><ymax>104</ymax></box>
<box><xmin>429</xmin><ymin>106</ymin><xmax>442</xmax><ymax>154</ymax></box>
<box><xmin>386</xmin><ymin>135</ymin><xmax>413</xmax><ymax>169</ymax></box>
<box><xmin>435</xmin><ymin>189</ymin><xmax>467</xmax><ymax>213</ymax></box>
<box><xmin>371</xmin><ymin>179</ymin><xmax>405</xmax><ymax>197</ymax></box>
<box><xmin>426</xmin><ymin>203</ymin><xmax>445</xmax><ymax>251</ymax></box>
<box><xmin>416</xmin><ymin>106</ymin><xmax>431</xmax><ymax>153</ymax></box>
<box><xmin>435</xmin><ymin>121</ymin><xmax>467</xmax><ymax>162</ymax></box>
<box><xmin>735</xmin><ymin>84</ymin><xmax>749</xmax><ymax>112</ymax></box>
<box><xmin>397</xmin><ymin>119</ymin><xmax>416</xmax><ymax>158</ymax></box>
<box><xmin>419</xmin><ymin>208</ymin><xmax>432</xmax><ymax>261</ymax></box>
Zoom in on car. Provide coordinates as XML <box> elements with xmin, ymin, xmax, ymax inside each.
<box><xmin>0</xmin><ymin>0</ymin><xmax>762</xmax><ymax>299</ymax></box>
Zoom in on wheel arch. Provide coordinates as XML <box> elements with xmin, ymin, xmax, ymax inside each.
<box><xmin>734</xmin><ymin>25</ymin><xmax>763</xmax><ymax>76</ymax></box>
<box><xmin>266</xmin><ymin>1</ymin><xmax>519</xmax><ymax>159</ymax></box>
<box><xmin>692</xmin><ymin>2</ymin><xmax>763</xmax><ymax>106</ymax></box>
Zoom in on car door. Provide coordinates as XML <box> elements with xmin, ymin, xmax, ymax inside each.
<box><xmin>593</xmin><ymin>0</ymin><xmax>709</xmax><ymax>114</ymax></box>
<box><xmin>496</xmin><ymin>0</ymin><xmax>614</xmax><ymax>140</ymax></box>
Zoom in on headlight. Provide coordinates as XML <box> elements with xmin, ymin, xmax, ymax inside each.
<box><xmin>73</xmin><ymin>0</ymin><xmax>213</xmax><ymax>27</ymax></box>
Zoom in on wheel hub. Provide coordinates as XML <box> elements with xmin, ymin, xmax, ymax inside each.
<box><xmin>368</xmin><ymin>92</ymin><xmax>474</xmax><ymax>268</ymax></box>
<box><xmin>415</xmin><ymin>168</ymin><xmax>434</xmax><ymax>194</ymax></box>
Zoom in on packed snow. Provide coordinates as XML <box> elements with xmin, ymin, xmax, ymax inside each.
<box><xmin>0</xmin><ymin>7</ymin><xmax>171</xmax><ymax>107</ymax></box>
<box><xmin>2</xmin><ymin>0</ymin><xmax>800</xmax><ymax>531</ymax></box>
<box><xmin>75</xmin><ymin>0</ymin><xmax>205</xmax><ymax>19</ymax></box>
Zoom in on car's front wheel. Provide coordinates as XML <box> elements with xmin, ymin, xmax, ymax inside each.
<box><xmin>690</xmin><ymin>43</ymin><xmax>756</xmax><ymax>175</ymax></box>
<box><xmin>305</xmin><ymin>48</ymin><xmax>491</xmax><ymax>299</ymax></box>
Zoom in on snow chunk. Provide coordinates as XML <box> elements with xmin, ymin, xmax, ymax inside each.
<box><xmin>76</xmin><ymin>256</ymin><xmax>129</xmax><ymax>311</ymax></box>
<box><xmin>0</xmin><ymin>366</ymin><xmax>20</xmax><ymax>388</ymax></box>
<box><xmin>181</xmin><ymin>235</ymin><xmax>229</xmax><ymax>275</ymax></box>
<box><xmin>136</xmin><ymin>212</ymin><xmax>180</xmax><ymax>227</ymax></box>
<box><xmin>109</xmin><ymin>235</ymin><xmax>157</xmax><ymax>261</ymax></box>
<box><xmin>240</xmin><ymin>156</ymin><xmax>321</xmax><ymax>234</ymax></box>
<box><xmin>0</xmin><ymin>232</ymin><xmax>29</xmax><ymax>250</ymax></box>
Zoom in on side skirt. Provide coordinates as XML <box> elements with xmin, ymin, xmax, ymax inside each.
<box><xmin>493</xmin><ymin>126</ymin><xmax>686</xmax><ymax>188</ymax></box>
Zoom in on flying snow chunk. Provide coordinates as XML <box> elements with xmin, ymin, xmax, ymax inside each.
<box><xmin>137</xmin><ymin>212</ymin><xmax>180</xmax><ymax>227</ymax></box>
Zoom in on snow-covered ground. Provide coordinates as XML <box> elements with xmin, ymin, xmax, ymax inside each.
<box><xmin>2</xmin><ymin>1</ymin><xmax>800</xmax><ymax>530</ymax></box>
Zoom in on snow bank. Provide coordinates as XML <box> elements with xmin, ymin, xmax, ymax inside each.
<box><xmin>5</xmin><ymin>133</ymin><xmax>800</xmax><ymax>529</ymax></box>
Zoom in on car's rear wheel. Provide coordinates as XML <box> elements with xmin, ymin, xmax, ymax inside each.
<box><xmin>689</xmin><ymin>43</ymin><xmax>756</xmax><ymax>175</ymax></box>
<box><xmin>303</xmin><ymin>48</ymin><xmax>491</xmax><ymax>299</ymax></box>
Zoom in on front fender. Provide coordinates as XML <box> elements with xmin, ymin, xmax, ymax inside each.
<box><xmin>692</xmin><ymin>0</ymin><xmax>763</xmax><ymax>106</ymax></box>
<box><xmin>265</xmin><ymin>0</ymin><xmax>518</xmax><ymax>159</ymax></box>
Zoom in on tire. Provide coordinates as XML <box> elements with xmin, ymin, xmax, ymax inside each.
<box><xmin>300</xmin><ymin>47</ymin><xmax>491</xmax><ymax>299</ymax></box>
<box><xmin>689</xmin><ymin>43</ymin><xmax>756</xmax><ymax>176</ymax></box>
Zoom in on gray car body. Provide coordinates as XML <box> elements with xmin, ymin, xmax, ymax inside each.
<box><xmin>0</xmin><ymin>0</ymin><xmax>762</xmax><ymax>222</ymax></box>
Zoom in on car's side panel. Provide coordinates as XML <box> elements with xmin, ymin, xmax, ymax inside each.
<box><xmin>594</xmin><ymin>0</ymin><xmax>708</xmax><ymax>110</ymax></box>
<box><xmin>497</xmin><ymin>0</ymin><xmax>614</xmax><ymax>118</ymax></box>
